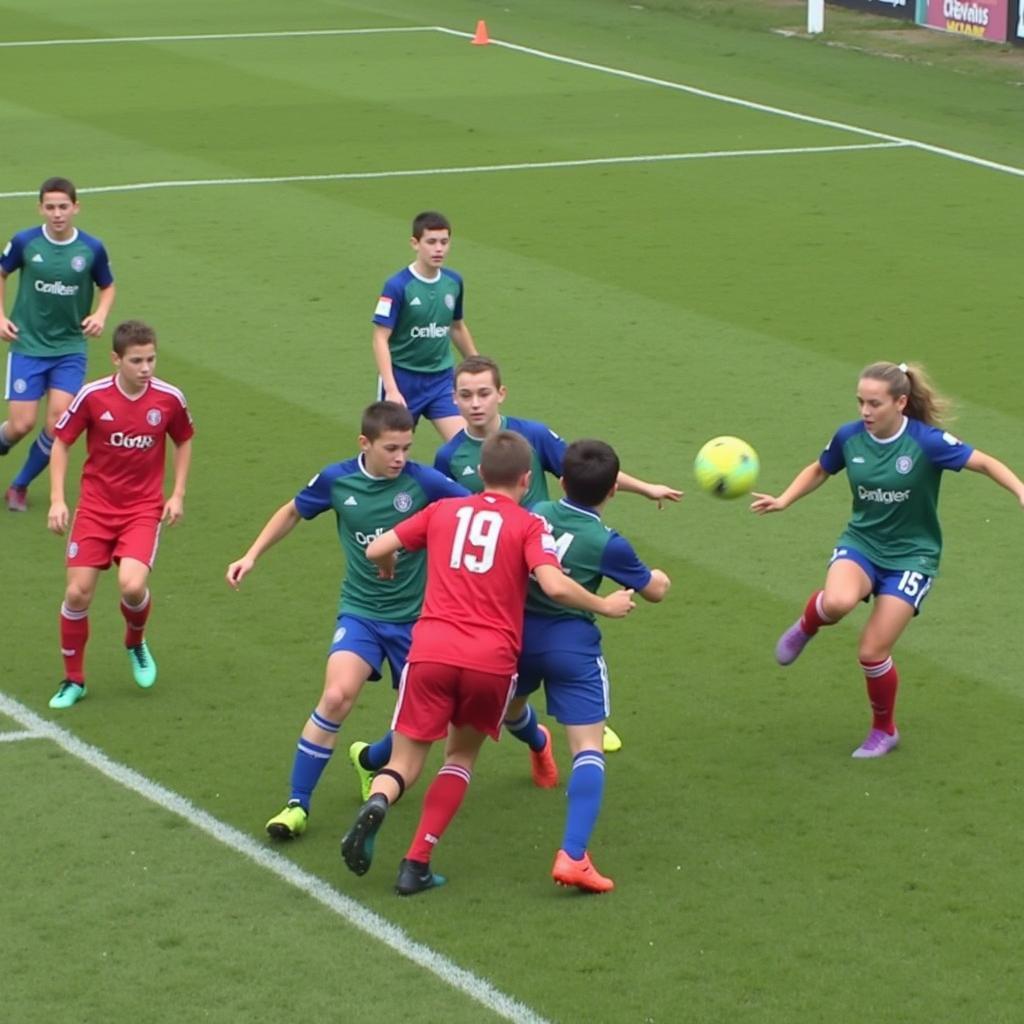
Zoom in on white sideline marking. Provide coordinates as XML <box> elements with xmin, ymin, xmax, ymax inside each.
<box><xmin>0</xmin><ymin>692</ymin><xmax>551</xmax><ymax>1024</ymax></box>
<box><xmin>0</xmin><ymin>729</ymin><xmax>43</xmax><ymax>743</ymax></box>
<box><xmin>0</xmin><ymin>143</ymin><xmax>907</xmax><ymax>201</ymax></box>
<box><xmin>0</xmin><ymin>27</ymin><xmax>433</xmax><ymax>48</ymax></box>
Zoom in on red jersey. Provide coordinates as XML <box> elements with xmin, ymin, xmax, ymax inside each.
<box><xmin>54</xmin><ymin>374</ymin><xmax>194</xmax><ymax>518</ymax></box>
<box><xmin>394</xmin><ymin>491</ymin><xmax>561</xmax><ymax>675</ymax></box>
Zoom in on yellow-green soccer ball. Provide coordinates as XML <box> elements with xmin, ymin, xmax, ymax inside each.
<box><xmin>694</xmin><ymin>436</ymin><xmax>759</xmax><ymax>499</ymax></box>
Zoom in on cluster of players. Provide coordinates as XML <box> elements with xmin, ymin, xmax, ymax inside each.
<box><xmin>5</xmin><ymin>190</ymin><xmax>1024</xmax><ymax>896</ymax></box>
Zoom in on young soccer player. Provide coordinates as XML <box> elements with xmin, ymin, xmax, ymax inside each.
<box><xmin>751</xmin><ymin>361</ymin><xmax>1024</xmax><ymax>758</ymax></box>
<box><xmin>371</xmin><ymin>211</ymin><xmax>477</xmax><ymax>441</ymax></box>
<box><xmin>506</xmin><ymin>439</ymin><xmax>671</xmax><ymax>893</ymax></box>
<box><xmin>226</xmin><ymin>401</ymin><xmax>468</xmax><ymax>840</ymax></box>
<box><xmin>47</xmin><ymin>320</ymin><xmax>193</xmax><ymax>709</ymax></box>
<box><xmin>2</xmin><ymin>177</ymin><xmax>116</xmax><ymax>511</ymax></box>
<box><xmin>340</xmin><ymin>431</ymin><xmax>636</xmax><ymax>896</ymax></box>
<box><xmin>435</xmin><ymin>354</ymin><xmax>682</xmax><ymax>754</ymax></box>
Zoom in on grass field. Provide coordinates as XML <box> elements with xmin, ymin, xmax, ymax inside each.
<box><xmin>3</xmin><ymin>2</ymin><xmax>1024</xmax><ymax>1022</ymax></box>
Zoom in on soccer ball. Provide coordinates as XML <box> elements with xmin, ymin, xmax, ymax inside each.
<box><xmin>694</xmin><ymin>436</ymin><xmax>759</xmax><ymax>499</ymax></box>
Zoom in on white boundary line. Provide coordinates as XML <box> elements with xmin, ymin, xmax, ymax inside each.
<box><xmin>0</xmin><ymin>143</ymin><xmax>909</xmax><ymax>201</ymax></box>
<box><xmin>0</xmin><ymin>729</ymin><xmax>44</xmax><ymax>742</ymax></box>
<box><xmin>0</xmin><ymin>692</ymin><xmax>551</xmax><ymax>1024</ymax></box>
<box><xmin>0</xmin><ymin>27</ymin><xmax>432</xmax><ymax>48</ymax></box>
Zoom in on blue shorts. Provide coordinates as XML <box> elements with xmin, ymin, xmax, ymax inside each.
<box><xmin>5</xmin><ymin>351</ymin><xmax>87</xmax><ymax>401</ymax></box>
<box><xmin>830</xmin><ymin>545</ymin><xmax>934</xmax><ymax>615</ymax></box>
<box><xmin>516</xmin><ymin>615</ymin><xmax>610</xmax><ymax>726</ymax></box>
<box><xmin>379</xmin><ymin>365</ymin><xmax>458</xmax><ymax>423</ymax></box>
<box><xmin>328</xmin><ymin>613</ymin><xmax>412</xmax><ymax>688</ymax></box>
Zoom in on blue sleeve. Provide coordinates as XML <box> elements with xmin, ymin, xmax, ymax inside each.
<box><xmin>819</xmin><ymin>422</ymin><xmax>860</xmax><ymax>475</ymax></box>
<box><xmin>433</xmin><ymin>438</ymin><xmax>456</xmax><ymax>479</ymax></box>
<box><xmin>293</xmin><ymin>465</ymin><xmax>341</xmax><ymax>520</ymax></box>
<box><xmin>599</xmin><ymin>533</ymin><xmax>653</xmax><ymax>592</ymax></box>
<box><xmin>445</xmin><ymin>269</ymin><xmax>465</xmax><ymax>321</ymax></box>
<box><xmin>911</xmin><ymin>420</ymin><xmax>974</xmax><ymax>471</ymax></box>
<box><xmin>407</xmin><ymin>462</ymin><xmax>470</xmax><ymax>500</ymax></box>
<box><xmin>0</xmin><ymin>232</ymin><xmax>26</xmax><ymax>275</ymax></box>
<box><xmin>371</xmin><ymin>270</ymin><xmax>406</xmax><ymax>328</ymax></box>
<box><xmin>517</xmin><ymin>419</ymin><xmax>567</xmax><ymax>476</ymax></box>
<box><xmin>83</xmin><ymin>235</ymin><xmax>114</xmax><ymax>288</ymax></box>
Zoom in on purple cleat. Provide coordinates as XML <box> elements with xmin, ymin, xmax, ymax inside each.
<box><xmin>775</xmin><ymin>620</ymin><xmax>812</xmax><ymax>666</ymax></box>
<box><xmin>851</xmin><ymin>728</ymin><xmax>900</xmax><ymax>759</ymax></box>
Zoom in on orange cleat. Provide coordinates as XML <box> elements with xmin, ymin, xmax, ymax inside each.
<box><xmin>552</xmin><ymin>849</ymin><xmax>614</xmax><ymax>893</ymax></box>
<box><xmin>530</xmin><ymin>723</ymin><xmax>559</xmax><ymax>788</ymax></box>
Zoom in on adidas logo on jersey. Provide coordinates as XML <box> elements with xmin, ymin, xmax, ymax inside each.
<box><xmin>32</xmin><ymin>254</ymin><xmax>44</xmax><ymax>263</ymax></box>
<box><xmin>100</xmin><ymin>410</ymin><xmax>115</xmax><ymax>421</ymax></box>
<box><xmin>409</xmin><ymin>297</ymin><xmax>422</xmax><ymax>306</ymax></box>
<box><xmin>344</xmin><ymin>496</ymin><xmax>358</xmax><ymax>506</ymax></box>
<box><xmin>461</xmin><ymin>465</ymin><xmax>476</xmax><ymax>476</ymax></box>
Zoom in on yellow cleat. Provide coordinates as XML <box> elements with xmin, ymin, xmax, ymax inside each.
<box><xmin>602</xmin><ymin>724</ymin><xmax>622</xmax><ymax>753</ymax></box>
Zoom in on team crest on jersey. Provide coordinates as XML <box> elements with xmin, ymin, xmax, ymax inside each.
<box><xmin>71</xmin><ymin>255</ymin><xmax>86</xmax><ymax>272</ymax></box>
<box><xmin>146</xmin><ymin>409</ymin><xmax>162</xmax><ymax>427</ymax></box>
<box><xmin>68</xmin><ymin>542</ymin><xmax>79</xmax><ymax>559</ymax></box>
<box><xmin>393</xmin><ymin>491</ymin><xmax>413</xmax><ymax>513</ymax></box>
<box><xmin>333</xmin><ymin>627</ymin><xmax>346</xmax><ymax>644</ymax></box>
<box><xmin>13</xmin><ymin>378</ymin><xmax>27</xmax><ymax>394</ymax></box>
<box><xmin>895</xmin><ymin>455</ymin><xmax>914</xmax><ymax>475</ymax></box>
<box><xmin>444</xmin><ymin>293</ymin><xmax>455</xmax><ymax>310</ymax></box>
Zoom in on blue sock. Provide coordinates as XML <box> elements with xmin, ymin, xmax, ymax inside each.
<box><xmin>288</xmin><ymin>711</ymin><xmax>340</xmax><ymax>810</ymax></box>
<box><xmin>504</xmin><ymin>703</ymin><xmax>546</xmax><ymax>751</ymax></box>
<box><xmin>562</xmin><ymin>749</ymin><xmax>605</xmax><ymax>859</ymax></box>
<box><xmin>362</xmin><ymin>730</ymin><xmax>393</xmax><ymax>771</ymax></box>
<box><xmin>12</xmin><ymin>430</ymin><xmax>54</xmax><ymax>488</ymax></box>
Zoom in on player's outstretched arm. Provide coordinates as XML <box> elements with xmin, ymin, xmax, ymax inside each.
<box><xmin>639</xmin><ymin>568</ymin><xmax>671</xmax><ymax>603</ymax></box>
<box><xmin>365</xmin><ymin>528</ymin><xmax>402</xmax><ymax>580</ymax></box>
<box><xmin>47</xmin><ymin>439</ymin><xmax>71</xmax><ymax>535</ymax></box>
<box><xmin>226</xmin><ymin>501</ymin><xmax>302</xmax><ymax>588</ymax></box>
<box><xmin>750</xmin><ymin>461</ymin><xmax>828</xmax><ymax>515</ymax></box>
<box><xmin>163</xmin><ymin>437</ymin><xmax>192</xmax><ymax>526</ymax></box>
<box><xmin>81</xmin><ymin>283</ymin><xmax>116</xmax><ymax>337</ymax></box>
<box><xmin>615</xmin><ymin>470</ymin><xmax>683</xmax><ymax>509</ymax></box>
<box><xmin>371</xmin><ymin>325</ymin><xmax>405</xmax><ymax>406</ymax></box>
<box><xmin>534</xmin><ymin>564</ymin><xmax>635</xmax><ymax>618</ymax></box>
<box><xmin>965</xmin><ymin>450</ymin><xmax>1024</xmax><ymax>507</ymax></box>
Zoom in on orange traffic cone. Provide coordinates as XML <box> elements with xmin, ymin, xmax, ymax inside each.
<box><xmin>471</xmin><ymin>19</ymin><xmax>490</xmax><ymax>45</ymax></box>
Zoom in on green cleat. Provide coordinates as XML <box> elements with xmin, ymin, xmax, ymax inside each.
<box><xmin>348</xmin><ymin>740</ymin><xmax>375</xmax><ymax>802</ymax></box>
<box><xmin>128</xmin><ymin>641</ymin><xmax>157</xmax><ymax>688</ymax></box>
<box><xmin>49</xmin><ymin>680</ymin><xmax>87</xmax><ymax>709</ymax></box>
<box><xmin>265</xmin><ymin>800</ymin><xmax>308</xmax><ymax>840</ymax></box>
<box><xmin>395</xmin><ymin>857</ymin><xmax>447</xmax><ymax>897</ymax></box>
<box><xmin>341</xmin><ymin>794</ymin><xmax>388</xmax><ymax>876</ymax></box>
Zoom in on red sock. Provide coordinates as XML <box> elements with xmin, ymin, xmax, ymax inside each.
<box><xmin>799</xmin><ymin>590</ymin><xmax>833</xmax><ymax>635</ymax></box>
<box><xmin>861</xmin><ymin>657</ymin><xmax>899</xmax><ymax>734</ymax></box>
<box><xmin>60</xmin><ymin>603</ymin><xmax>90</xmax><ymax>683</ymax></box>
<box><xmin>121</xmin><ymin>591</ymin><xmax>151</xmax><ymax>648</ymax></box>
<box><xmin>405</xmin><ymin>764</ymin><xmax>471</xmax><ymax>863</ymax></box>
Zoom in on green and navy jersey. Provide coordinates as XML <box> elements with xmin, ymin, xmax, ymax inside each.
<box><xmin>372</xmin><ymin>265</ymin><xmax>464</xmax><ymax>373</ymax></box>
<box><xmin>293</xmin><ymin>456</ymin><xmax>468</xmax><ymax>621</ymax></box>
<box><xmin>434</xmin><ymin>415</ymin><xmax>568</xmax><ymax>509</ymax></box>
<box><xmin>525</xmin><ymin>498</ymin><xmax>653</xmax><ymax>624</ymax></box>
<box><xmin>819</xmin><ymin>417</ymin><xmax>973</xmax><ymax>575</ymax></box>
<box><xmin>0</xmin><ymin>226</ymin><xmax>114</xmax><ymax>356</ymax></box>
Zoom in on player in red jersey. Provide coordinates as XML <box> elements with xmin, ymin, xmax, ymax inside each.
<box><xmin>46</xmin><ymin>320</ymin><xmax>194</xmax><ymax>709</ymax></box>
<box><xmin>340</xmin><ymin>431</ymin><xmax>636</xmax><ymax>895</ymax></box>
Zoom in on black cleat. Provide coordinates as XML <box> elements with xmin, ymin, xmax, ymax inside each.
<box><xmin>395</xmin><ymin>857</ymin><xmax>447</xmax><ymax>896</ymax></box>
<box><xmin>341</xmin><ymin>794</ymin><xmax>388</xmax><ymax>876</ymax></box>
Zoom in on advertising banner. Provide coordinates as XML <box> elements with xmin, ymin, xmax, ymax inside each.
<box><xmin>917</xmin><ymin>0</ymin><xmax>1010</xmax><ymax>41</ymax></box>
<box><xmin>1011</xmin><ymin>0</ymin><xmax>1024</xmax><ymax>43</ymax></box>
<box><xmin>828</xmin><ymin>0</ymin><xmax>915</xmax><ymax>18</ymax></box>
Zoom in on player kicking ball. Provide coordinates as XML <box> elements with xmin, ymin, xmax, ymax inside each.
<box><xmin>46</xmin><ymin>320</ymin><xmax>193</xmax><ymax>708</ymax></box>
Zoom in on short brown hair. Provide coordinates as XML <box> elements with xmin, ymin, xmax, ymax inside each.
<box><xmin>361</xmin><ymin>400</ymin><xmax>415</xmax><ymax>440</ymax></box>
<box><xmin>39</xmin><ymin>176</ymin><xmax>77</xmax><ymax>202</ymax></box>
<box><xmin>480</xmin><ymin>431</ymin><xmax>532</xmax><ymax>488</ymax></box>
<box><xmin>411</xmin><ymin>211</ymin><xmax>450</xmax><ymax>239</ymax></box>
<box><xmin>113</xmin><ymin>320</ymin><xmax>157</xmax><ymax>356</ymax></box>
<box><xmin>455</xmin><ymin>355</ymin><xmax>502</xmax><ymax>389</ymax></box>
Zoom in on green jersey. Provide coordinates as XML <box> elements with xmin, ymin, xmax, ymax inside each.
<box><xmin>433</xmin><ymin>415</ymin><xmax>569</xmax><ymax>509</ymax></box>
<box><xmin>525</xmin><ymin>498</ymin><xmax>653</xmax><ymax>623</ymax></box>
<box><xmin>293</xmin><ymin>456</ymin><xmax>466</xmax><ymax>621</ymax></box>
<box><xmin>1</xmin><ymin>226</ymin><xmax>114</xmax><ymax>356</ymax></box>
<box><xmin>372</xmin><ymin>265</ymin><xmax>464</xmax><ymax>373</ymax></box>
<box><xmin>819</xmin><ymin>417</ymin><xmax>973</xmax><ymax>575</ymax></box>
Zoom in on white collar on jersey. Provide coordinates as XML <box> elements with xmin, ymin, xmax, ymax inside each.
<box><xmin>407</xmin><ymin>263</ymin><xmax>441</xmax><ymax>284</ymax></box>
<box><xmin>866</xmin><ymin>415</ymin><xmax>908</xmax><ymax>445</ymax></box>
<box><xmin>357</xmin><ymin>452</ymin><xmax>393</xmax><ymax>481</ymax></box>
<box><xmin>42</xmin><ymin>226</ymin><xmax>79</xmax><ymax>246</ymax></box>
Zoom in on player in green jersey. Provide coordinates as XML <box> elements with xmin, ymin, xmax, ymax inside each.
<box><xmin>435</xmin><ymin>355</ymin><xmax>682</xmax><ymax>754</ymax></box>
<box><xmin>225</xmin><ymin>402</ymin><xmax>467</xmax><ymax>839</ymax></box>
<box><xmin>1</xmin><ymin>177</ymin><xmax>116</xmax><ymax>511</ymax></box>
<box><xmin>371</xmin><ymin>212</ymin><xmax>477</xmax><ymax>441</ymax></box>
<box><xmin>751</xmin><ymin>361</ymin><xmax>1024</xmax><ymax>758</ymax></box>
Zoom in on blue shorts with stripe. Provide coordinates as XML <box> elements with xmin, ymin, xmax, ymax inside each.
<box><xmin>5</xmin><ymin>351</ymin><xmax>87</xmax><ymax>401</ymax></box>
<box><xmin>829</xmin><ymin>545</ymin><xmax>934</xmax><ymax>615</ymax></box>
<box><xmin>378</xmin><ymin>365</ymin><xmax>458</xmax><ymax>423</ymax></box>
<box><xmin>328</xmin><ymin>613</ymin><xmax>412</xmax><ymax>688</ymax></box>
<box><xmin>516</xmin><ymin>614</ymin><xmax>610</xmax><ymax>726</ymax></box>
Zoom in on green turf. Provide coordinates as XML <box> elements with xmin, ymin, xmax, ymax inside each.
<box><xmin>2</xmin><ymin>2</ymin><xmax>1023</xmax><ymax>1022</ymax></box>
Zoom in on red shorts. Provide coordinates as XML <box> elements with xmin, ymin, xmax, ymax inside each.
<box><xmin>392</xmin><ymin>661</ymin><xmax>518</xmax><ymax>742</ymax></box>
<box><xmin>66</xmin><ymin>509</ymin><xmax>162</xmax><ymax>570</ymax></box>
